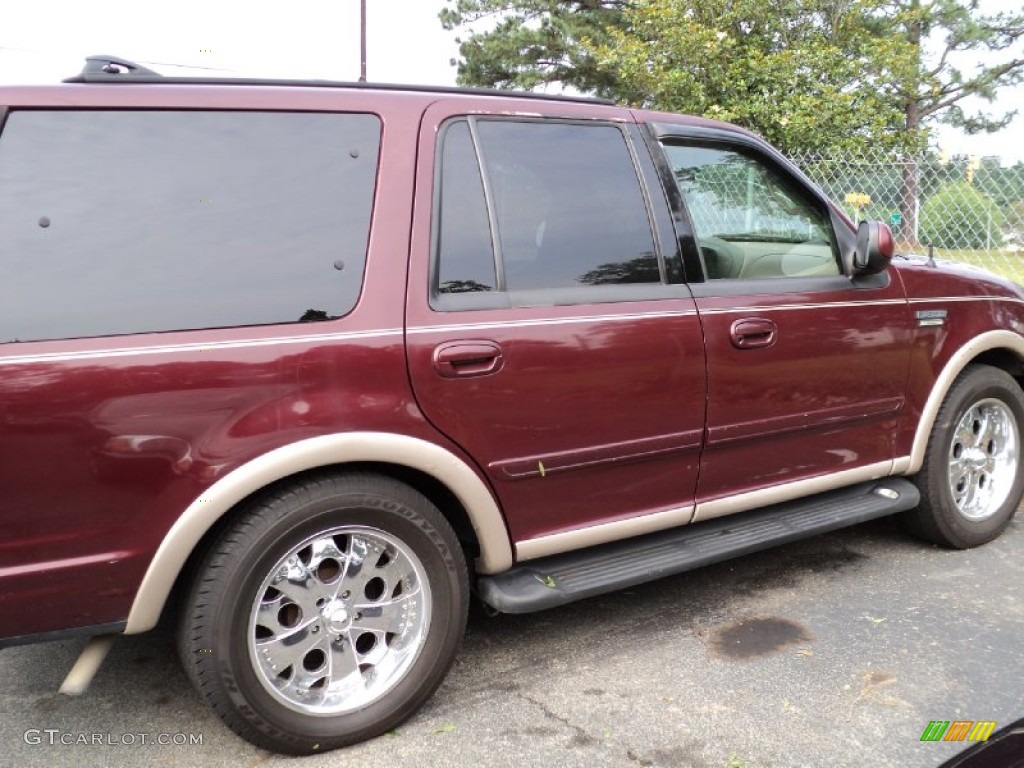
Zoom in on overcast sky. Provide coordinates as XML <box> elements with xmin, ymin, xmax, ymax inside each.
<box><xmin>0</xmin><ymin>0</ymin><xmax>1022</xmax><ymax>164</ymax></box>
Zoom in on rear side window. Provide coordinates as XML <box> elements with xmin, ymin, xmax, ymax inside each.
<box><xmin>0</xmin><ymin>110</ymin><xmax>380</xmax><ymax>343</ymax></box>
<box><xmin>433</xmin><ymin>118</ymin><xmax>659</xmax><ymax>304</ymax></box>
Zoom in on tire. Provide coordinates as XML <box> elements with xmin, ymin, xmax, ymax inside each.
<box><xmin>177</xmin><ymin>471</ymin><xmax>469</xmax><ymax>755</ymax></box>
<box><xmin>904</xmin><ymin>364</ymin><xmax>1024</xmax><ymax>548</ymax></box>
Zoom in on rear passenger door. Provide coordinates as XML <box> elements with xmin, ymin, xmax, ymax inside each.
<box><xmin>406</xmin><ymin>101</ymin><xmax>706</xmax><ymax>557</ymax></box>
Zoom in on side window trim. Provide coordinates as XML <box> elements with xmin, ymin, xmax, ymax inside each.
<box><xmin>685</xmin><ymin>272</ymin><xmax>889</xmax><ymax>300</ymax></box>
<box><xmin>620</xmin><ymin>124</ymin><xmax>669</xmax><ymax>284</ymax></box>
<box><xmin>466</xmin><ymin>117</ymin><xmax>507</xmax><ymax>291</ymax></box>
<box><xmin>636</xmin><ymin>123</ymin><xmax>705</xmax><ymax>284</ymax></box>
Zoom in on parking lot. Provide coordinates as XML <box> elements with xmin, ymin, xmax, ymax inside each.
<box><xmin>2</xmin><ymin>511</ymin><xmax>1022</xmax><ymax>768</ymax></box>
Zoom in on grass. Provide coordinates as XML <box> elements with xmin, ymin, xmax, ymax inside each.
<box><xmin>927</xmin><ymin>248</ymin><xmax>1024</xmax><ymax>286</ymax></box>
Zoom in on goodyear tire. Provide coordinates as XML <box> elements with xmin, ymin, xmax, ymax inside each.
<box><xmin>177</xmin><ymin>472</ymin><xmax>469</xmax><ymax>754</ymax></box>
<box><xmin>905</xmin><ymin>365</ymin><xmax>1024</xmax><ymax>548</ymax></box>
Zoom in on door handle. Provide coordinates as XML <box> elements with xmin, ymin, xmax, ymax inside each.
<box><xmin>730</xmin><ymin>318</ymin><xmax>777</xmax><ymax>349</ymax></box>
<box><xmin>432</xmin><ymin>341</ymin><xmax>504</xmax><ymax>378</ymax></box>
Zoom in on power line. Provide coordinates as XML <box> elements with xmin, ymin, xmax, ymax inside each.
<box><xmin>0</xmin><ymin>44</ymin><xmax>241</xmax><ymax>74</ymax></box>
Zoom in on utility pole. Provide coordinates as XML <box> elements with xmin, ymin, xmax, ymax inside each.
<box><xmin>359</xmin><ymin>0</ymin><xmax>367</xmax><ymax>82</ymax></box>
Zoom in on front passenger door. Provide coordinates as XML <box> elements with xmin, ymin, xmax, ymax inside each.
<box><xmin>656</xmin><ymin>135</ymin><xmax>913</xmax><ymax>518</ymax></box>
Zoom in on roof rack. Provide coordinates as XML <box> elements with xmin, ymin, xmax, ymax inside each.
<box><xmin>62</xmin><ymin>54</ymin><xmax>615</xmax><ymax>106</ymax></box>
<box><xmin>65</xmin><ymin>55</ymin><xmax>162</xmax><ymax>82</ymax></box>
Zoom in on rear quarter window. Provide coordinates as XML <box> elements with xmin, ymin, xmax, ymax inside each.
<box><xmin>0</xmin><ymin>110</ymin><xmax>380</xmax><ymax>343</ymax></box>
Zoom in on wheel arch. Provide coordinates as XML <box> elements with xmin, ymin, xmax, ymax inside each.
<box><xmin>124</xmin><ymin>432</ymin><xmax>512</xmax><ymax>634</ymax></box>
<box><xmin>907</xmin><ymin>330</ymin><xmax>1024</xmax><ymax>474</ymax></box>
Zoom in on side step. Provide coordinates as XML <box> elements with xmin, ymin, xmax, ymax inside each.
<box><xmin>478</xmin><ymin>478</ymin><xmax>919</xmax><ymax>614</ymax></box>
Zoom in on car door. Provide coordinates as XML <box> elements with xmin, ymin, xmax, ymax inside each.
<box><xmin>648</xmin><ymin>123</ymin><xmax>913</xmax><ymax>519</ymax></box>
<box><xmin>406</xmin><ymin>100</ymin><xmax>706</xmax><ymax>556</ymax></box>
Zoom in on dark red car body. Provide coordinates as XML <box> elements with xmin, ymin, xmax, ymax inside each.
<box><xmin>1</xmin><ymin>80</ymin><xmax>1023</xmax><ymax>650</ymax></box>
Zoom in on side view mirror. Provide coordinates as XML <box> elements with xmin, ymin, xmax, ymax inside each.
<box><xmin>853</xmin><ymin>220</ymin><xmax>895</xmax><ymax>275</ymax></box>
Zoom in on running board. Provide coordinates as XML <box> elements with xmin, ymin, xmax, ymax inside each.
<box><xmin>478</xmin><ymin>478</ymin><xmax>919</xmax><ymax>614</ymax></box>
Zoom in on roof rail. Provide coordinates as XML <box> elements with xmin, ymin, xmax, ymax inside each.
<box><xmin>64</xmin><ymin>55</ymin><xmax>162</xmax><ymax>83</ymax></box>
<box><xmin>59</xmin><ymin>54</ymin><xmax>614</xmax><ymax>106</ymax></box>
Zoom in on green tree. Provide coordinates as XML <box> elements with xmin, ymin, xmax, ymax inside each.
<box><xmin>439</xmin><ymin>1</ymin><xmax>628</xmax><ymax>96</ymax></box>
<box><xmin>975</xmin><ymin>158</ymin><xmax>1024</xmax><ymax>208</ymax></box>
<box><xmin>881</xmin><ymin>1</ymin><xmax>1024</xmax><ymax>140</ymax></box>
<box><xmin>589</xmin><ymin>0</ymin><xmax>907</xmax><ymax>154</ymax></box>
<box><xmin>443</xmin><ymin>1</ymin><xmax>1023</xmax><ymax>148</ymax></box>
<box><xmin>590</xmin><ymin>0</ymin><xmax>1023</xmax><ymax>241</ymax></box>
<box><xmin>865</xmin><ymin>0</ymin><xmax>1024</xmax><ymax>243</ymax></box>
<box><xmin>443</xmin><ymin>0</ymin><xmax>1023</xmax><ymax>242</ymax></box>
<box><xmin>919</xmin><ymin>181</ymin><xmax>1004</xmax><ymax>249</ymax></box>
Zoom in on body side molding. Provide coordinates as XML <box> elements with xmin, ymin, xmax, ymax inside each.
<box><xmin>695</xmin><ymin>459</ymin><xmax>898</xmax><ymax>522</ymax></box>
<box><xmin>124</xmin><ymin>432</ymin><xmax>512</xmax><ymax>634</ymax></box>
<box><xmin>516</xmin><ymin>504</ymin><xmax>695</xmax><ymax>562</ymax></box>
<box><xmin>517</xmin><ymin>458</ymin><xmax>911</xmax><ymax>562</ymax></box>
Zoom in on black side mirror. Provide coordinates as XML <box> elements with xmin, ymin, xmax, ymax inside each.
<box><xmin>853</xmin><ymin>220</ymin><xmax>895</xmax><ymax>275</ymax></box>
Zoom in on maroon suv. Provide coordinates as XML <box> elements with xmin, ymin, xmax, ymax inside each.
<box><xmin>2</xmin><ymin>55</ymin><xmax>1022</xmax><ymax>755</ymax></box>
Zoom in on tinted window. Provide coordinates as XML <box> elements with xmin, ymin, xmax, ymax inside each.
<box><xmin>436</xmin><ymin>121</ymin><xmax>496</xmax><ymax>294</ymax></box>
<box><xmin>474</xmin><ymin>121</ymin><xmax>658</xmax><ymax>291</ymax></box>
<box><xmin>662</xmin><ymin>144</ymin><xmax>839</xmax><ymax>280</ymax></box>
<box><xmin>0</xmin><ymin>110</ymin><xmax>380</xmax><ymax>343</ymax></box>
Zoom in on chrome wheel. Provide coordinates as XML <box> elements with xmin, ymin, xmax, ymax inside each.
<box><xmin>248</xmin><ymin>526</ymin><xmax>432</xmax><ymax>715</ymax></box>
<box><xmin>947</xmin><ymin>398</ymin><xmax>1019</xmax><ymax>521</ymax></box>
<box><xmin>182</xmin><ymin>473</ymin><xmax>469</xmax><ymax>754</ymax></box>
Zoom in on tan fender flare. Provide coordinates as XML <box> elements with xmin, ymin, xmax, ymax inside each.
<box><xmin>903</xmin><ymin>330</ymin><xmax>1024</xmax><ymax>475</ymax></box>
<box><xmin>124</xmin><ymin>432</ymin><xmax>511</xmax><ymax>634</ymax></box>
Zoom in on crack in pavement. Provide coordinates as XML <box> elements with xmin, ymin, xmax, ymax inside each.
<box><xmin>514</xmin><ymin>690</ymin><xmax>710</xmax><ymax>768</ymax></box>
<box><xmin>515</xmin><ymin>691</ymin><xmax>601</xmax><ymax>748</ymax></box>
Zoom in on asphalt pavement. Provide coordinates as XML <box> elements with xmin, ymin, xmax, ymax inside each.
<box><xmin>2</xmin><ymin>511</ymin><xmax>1022</xmax><ymax>768</ymax></box>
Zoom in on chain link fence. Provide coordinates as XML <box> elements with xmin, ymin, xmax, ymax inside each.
<box><xmin>789</xmin><ymin>149</ymin><xmax>1024</xmax><ymax>285</ymax></box>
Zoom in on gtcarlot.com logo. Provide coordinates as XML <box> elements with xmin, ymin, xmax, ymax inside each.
<box><xmin>24</xmin><ymin>729</ymin><xmax>203</xmax><ymax>746</ymax></box>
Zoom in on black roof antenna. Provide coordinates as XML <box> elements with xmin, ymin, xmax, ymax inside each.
<box><xmin>64</xmin><ymin>55</ymin><xmax>162</xmax><ymax>83</ymax></box>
